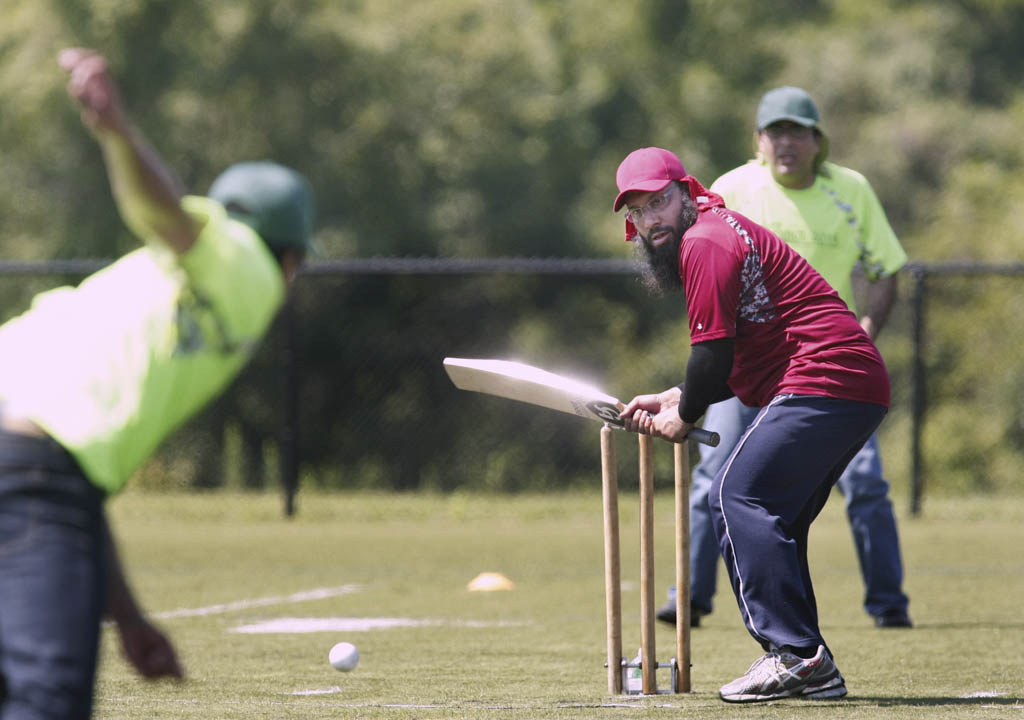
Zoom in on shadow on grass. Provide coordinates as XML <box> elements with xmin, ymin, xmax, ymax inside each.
<box><xmin>826</xmin><ymin>621</ymin><xmax>1024</xmax><ymax>631</ymax></box>
<box><xmin>907</xmin><ymin>621</ymin><xmax>1024</xmax><ymax>631</ymax></box>
<box><xmin>853</xmin><ymin>696</ymin><xmax>1022</xmax><ymax>708</ymax></box>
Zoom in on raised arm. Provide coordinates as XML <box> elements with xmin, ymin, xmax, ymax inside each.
<box><xmin>59</xmin><ymin>48</ymin><xmax>199</xmax><ymax>254</ymax></box>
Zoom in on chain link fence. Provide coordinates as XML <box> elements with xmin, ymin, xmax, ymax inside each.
<box><xmin>1</xmin><ymin>258</ymin><xmax>1021</xmax><ymax>516</ymax></box>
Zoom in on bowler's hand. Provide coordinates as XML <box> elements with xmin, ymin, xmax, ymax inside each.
<box><xmin>118</xmin><ymin>618</ymin><xmax>184</xmax><ymax>680</ymax></box>
<box><xmin>59</xmin><ymin>48</ymin><xmax>128</xmax><ymax>136</ymax></box>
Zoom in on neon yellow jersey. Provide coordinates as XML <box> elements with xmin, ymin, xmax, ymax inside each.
<box><xmin>0</xmin><ymin>196</ymin><xmax>285</xmax><ymax>494</ymax></box>
<box><xmin>710</xmin><ymin>160</ymin><xmax>907</xmax><ymax>311</ymax></box>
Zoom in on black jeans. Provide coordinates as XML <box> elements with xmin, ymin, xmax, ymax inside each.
<box><xmin>0</xmin><ymin>429</ymin><xmax>106</xmax><ymax>719</ymax></box>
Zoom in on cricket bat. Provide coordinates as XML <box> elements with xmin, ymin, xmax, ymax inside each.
<box><xmin>443</xmin><ymin>357</ymin><xmax>720</xmax><ymax>447</ymax></box>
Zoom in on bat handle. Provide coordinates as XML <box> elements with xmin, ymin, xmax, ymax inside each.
<box><xmin>688</xmin><ymin>428</ymin><xmax>720</xmax><ymax>447</ymax></box>
<box><xmin>616</xmin><ymin>401</ymin><xmax>719</xmax><ymax>447</ymax></box>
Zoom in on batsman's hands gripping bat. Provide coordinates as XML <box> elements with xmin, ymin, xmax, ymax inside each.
<box><xmin>620</xmin><ymin>386</ymin><xmax>697</xmax><ymax>444</ymax></box>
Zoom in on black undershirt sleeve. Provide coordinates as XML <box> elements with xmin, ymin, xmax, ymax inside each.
<box><xmin>677</xmin><ymin>338</ymin><xmax>736</xmax><ymax>423</ymax></box>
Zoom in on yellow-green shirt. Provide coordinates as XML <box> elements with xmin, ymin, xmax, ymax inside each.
<box><xmin>710</xmin><ymin>160</ymin><xmax>907</xmax><ymax>311</ymax></box>
<box><xmin>0</xmin><ymin>196</ymin><xmax>285</xmax><ymax>494</ymax></box>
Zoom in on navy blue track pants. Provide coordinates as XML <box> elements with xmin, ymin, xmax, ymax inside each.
<box><xmin>709</xmin><ymin>394</ymin><xmax>887</xmax><ymax>653</ymax></box>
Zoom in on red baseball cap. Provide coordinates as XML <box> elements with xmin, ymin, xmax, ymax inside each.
<box><xmin>612</xmin><ymin>147</ymin><xmax>688</xmax><ymax>211</ymax></box>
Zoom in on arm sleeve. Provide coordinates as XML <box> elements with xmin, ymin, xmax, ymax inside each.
<box><xmin>178</xmin><ymin>196</ymin><xmax>285</xmax><ymax>344</ymax></box>
<box><xmin>856</xmin><ymin>178</ymin><xmax>908</xmax><ymax>279</ymax></box>
<box><xmin>677</xmin><ymin>338</ymin><xmax>736</xmax><ymax>423</ymax></box>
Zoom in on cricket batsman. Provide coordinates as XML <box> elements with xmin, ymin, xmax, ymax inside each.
<box><xmin>0</xmin><ymin>49</ymin><xmax>314</xmax><ymax>717</ymax></box>
<box><xmin>615</xmin><ymin>147</ymin><xmax>890</xmax><ymax>702</ymax></box>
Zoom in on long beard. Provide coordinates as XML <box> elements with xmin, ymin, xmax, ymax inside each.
<box><xmin>633</xmin><ymin>200</ymin><xmax>697</xmax><ymax>295</ymax></box>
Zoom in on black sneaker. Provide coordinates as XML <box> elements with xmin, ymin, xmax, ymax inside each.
<box><xmin>719</xmin><ymin>645</ymin><xmax>847</xmax><ymax>703</ymax></box>
<box><xmin>874</xmin><ymin>610</ymin><xmax>913</xmax><ymax>628</ymax></box>
<box><xmin>655</xmin><ymin>599</ymin><xmax>703</xmax><ymax>627</ymax></box>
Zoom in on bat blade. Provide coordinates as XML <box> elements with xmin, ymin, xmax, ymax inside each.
<box><xmin>443</xmin><ymin>357</ymin><xmax>626</xmax><ymax>427</ymax></box>
<box><xmin>442</xmin><ymin>357</ymin><xmax>720</xmax><ymax>447</ymax></box>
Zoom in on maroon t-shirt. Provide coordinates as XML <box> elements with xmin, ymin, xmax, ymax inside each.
<box><xmin>680</xmin><ymin>206</ymin><xmax>890</xmax><ymax>409</ymax></box>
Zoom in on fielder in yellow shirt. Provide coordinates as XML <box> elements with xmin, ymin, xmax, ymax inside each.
<box><xmin>0</xmin><ymin>49</ymin><xmax>314</xmax><ymax>716</ymax></box>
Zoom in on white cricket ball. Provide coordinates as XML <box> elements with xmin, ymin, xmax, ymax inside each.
<box><xmin>328</xmin><ymin>641</ymin><xmax>359</xmax><ymax>671</ymax></box>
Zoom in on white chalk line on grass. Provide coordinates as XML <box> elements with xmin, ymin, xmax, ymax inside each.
<box><xmin>233</xmin><ymin>617</ymin><xmax>437</xmax><ymax>633</ymax></box>
<box><xmin>231</xmin><ymin>617</ymin><xmax>528</xmax><ymax>634</ymax></box>
<box><xmin>292</xmin><ymin>686</ymin><xmax>342</xmax><ymax>696</ymax></box>
<box><xmin>151</xmin><ymin>584</ymin><xmax>363</xmax><ymax>620</ymax></box>
<box><xmin>291</xmin><ymin>693</ymin><xmax>450</xmax><ymax>709</ymax></box>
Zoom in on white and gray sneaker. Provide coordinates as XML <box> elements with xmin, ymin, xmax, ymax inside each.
<box><xmin>719</xmin><ymin>645</ymin><xmax>847</xmax><ymax>703</ymax></box>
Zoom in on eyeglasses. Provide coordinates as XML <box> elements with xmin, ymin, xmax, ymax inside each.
<box><xmin>626</xmin><ymin>185</ymin><xmax>676</xmax><ymax>224</ymax></box>
<box><xmin>762</xmin><ymin>124</ymin><xmax>815</xmax><ymax>140</ymax></box>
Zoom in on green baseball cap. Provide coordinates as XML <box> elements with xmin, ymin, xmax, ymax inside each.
<box><xmin>208</xmin><ymin>161</ymin><xmax>316</xmax><ymax>255</ymax></box>
<box><xmin>756</xmin><ymin>86</ymin><xmax>821</xmax><ymax>130</ymax></box>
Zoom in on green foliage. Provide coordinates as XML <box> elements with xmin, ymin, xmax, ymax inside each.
<box><xmin>4</xmin><ymin>1</ymin><xmax>1023</xmax><ymax>257</ymax></box>
<box><xmin>1</xmin><ymin>1</ymin><xmax>1022</xmax><ymax>494</ymax></box>
<box><xmin>914</xmin><ymin>275</ymin><xmax>1024</xmax><ymax>494</ymax></box>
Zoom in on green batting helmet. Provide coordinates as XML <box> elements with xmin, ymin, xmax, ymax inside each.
<box><xmin>208</xmin><ymin>161</ymin><xmax>315</xmax><ymax>255</ymax></box>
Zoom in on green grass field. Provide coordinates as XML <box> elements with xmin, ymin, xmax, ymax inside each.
<box><xmin>94</xmin><ymin>489</ymin><xmax>1024</xmax><ymax>719</ymax></box>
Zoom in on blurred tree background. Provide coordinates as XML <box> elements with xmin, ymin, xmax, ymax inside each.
<box><xmin>1</xmin><ymin>0</ymin><xmax>1022</xmax><ymax>499</ymax></box>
